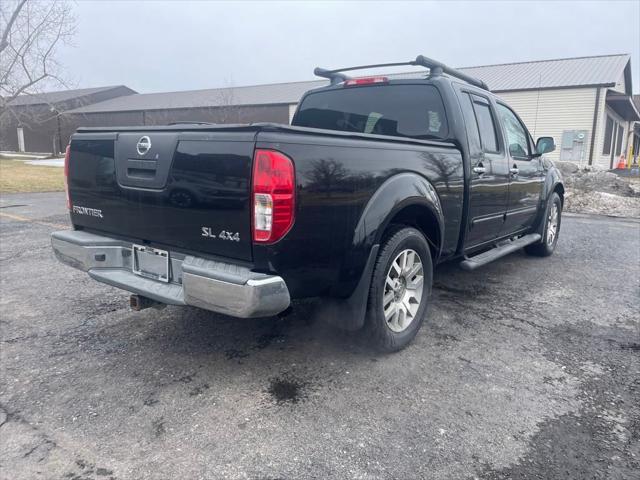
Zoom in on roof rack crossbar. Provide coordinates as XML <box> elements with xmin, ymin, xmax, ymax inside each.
<box><xmin>313</xmin><ymin>67</ymin><xmax>352</xmax><ymax>85</ymax></box>
<box><xmin>313</xmin><ymin>56</ymin><xmax>489</xmax><ymax>91</ymax></box>
<box><xmin>414</xmin><ymin>55</ymin><xmax>489</xmax><ymax>90</ymax></box>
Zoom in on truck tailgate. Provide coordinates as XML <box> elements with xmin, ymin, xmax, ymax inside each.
<box><xmin>68</xmin><ymin>130</ymin><xmax>255</xmax><ymax>262</ymax></box>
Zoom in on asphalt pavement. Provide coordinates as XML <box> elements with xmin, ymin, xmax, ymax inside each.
<box><xmin>0</xmin><ymin>192</ymin><xmax>638</xmax><ymax>480</ymax></box>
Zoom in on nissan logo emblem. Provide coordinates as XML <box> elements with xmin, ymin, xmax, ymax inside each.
<box><xmin>136</xmin><ymin>136</ymin><xmax>151</xmax><ymax>155</ymax></box>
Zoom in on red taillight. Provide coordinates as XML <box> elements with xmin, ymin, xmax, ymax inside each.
<box><xmin>252</xmin><ymin>149</ymin><xmax>295</xmax><ymax>244</ymax></box>
<box><xmin>64</xmin><ymin>144</ymin><xmax>71</xmax><ymax>210</ymax></box>
<box><xmin>344</xmin><ymin>76</ymin><xmax>388</xmax><ymax>87</ymax></box>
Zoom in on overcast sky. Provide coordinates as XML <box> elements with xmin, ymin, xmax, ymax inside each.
<box><xmin>58</xmin><ymin>0</ymin><xmax>640</xmax><ymax>93</ymax></box>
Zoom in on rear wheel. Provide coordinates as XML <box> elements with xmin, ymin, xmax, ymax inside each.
<box><xmin>525</xmin><ymin>192</ymin><xmax>562</xmax><ymax>257</ymax></box>
<box><xmin>365</xmin><ymin>226</ymin><xmax>433</xmax><ymax>352</ymax></box>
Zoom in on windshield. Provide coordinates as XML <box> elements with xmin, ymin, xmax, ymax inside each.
<box><xmin>293</xmin><ymin>84</ymin><xmax>449</xmax><ymax>140</ymax></box>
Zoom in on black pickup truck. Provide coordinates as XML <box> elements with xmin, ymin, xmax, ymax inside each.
<box><xmin>52</xmin><ymin>56</ymin><xmax>563</xmax><ymax>351</ymax></box>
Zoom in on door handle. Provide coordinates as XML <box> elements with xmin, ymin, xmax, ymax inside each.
<box><xmin>473</xmin><ymin>165</ymin><xmax>486</xmax><ymax>174</ymax></box>
<box><xmin>510</xmin><ymin>166</ymin><xmax>519</xmax><ymax>175</ymax></box>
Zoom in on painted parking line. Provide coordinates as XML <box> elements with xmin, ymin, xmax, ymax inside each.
<box><xmin>0</xmin><ymin>211</ymin><xmax>68</xmax><ymax>230</ymax></box>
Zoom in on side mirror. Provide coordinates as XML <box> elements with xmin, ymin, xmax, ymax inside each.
<box><xmin>535</xmin><ymin>136</ymin><xmax>555</xmax><ymax>155</ymax></box>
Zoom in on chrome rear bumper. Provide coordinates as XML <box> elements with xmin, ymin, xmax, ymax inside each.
<box><xmin>51</xmin><ymin>230</ymin><xmax>290</xmax><ymax>318</ymax></box>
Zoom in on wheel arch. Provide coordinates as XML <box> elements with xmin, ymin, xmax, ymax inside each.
<box><xmin>382</xmin><ymin>203</ymin><xmax>442</xmax><ymax>261</ymax></box>
<box><xmin>324</xmin><ymin>173</ymin><xmax>444</xmax><ymax>332</ymax></box>
<box><xmin>542</xmin><ymin>163</ymin><xmax>564</xmax><ymax>205</ymax></box>
<box><xmin>553</xmin><ymin>182</ymin><xmax>565</xmax><ymax>205</ymax></box>
<box><xmin>534</xmin><ymin>163</ymin><xmax>565</xmax><ymax>233</ymax></box>
<box><xmin>352</xmin><ymin>172</ymin><xmax>445</xmax><ymax>262</ymax></box>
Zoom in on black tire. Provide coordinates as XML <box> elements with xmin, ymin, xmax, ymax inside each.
<box><xmin>525</xmin><ymin>192</ymin><xmax>562</xmax><ymax>257</ymax></box>
<box><xmin>365</xmin><ymin>226</ymin><xmax>433</xmax><ymax>352</ymax></box>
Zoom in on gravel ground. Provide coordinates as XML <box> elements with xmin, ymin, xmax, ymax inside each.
<box><xmin>0</xmin><ymin>192</ymin><xmax>639</xmax><ymax>480</ymax></box>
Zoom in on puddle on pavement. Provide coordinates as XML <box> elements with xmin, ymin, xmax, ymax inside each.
<box><xmin>268</xmin><ymin>376</ymin><xmax>306</xmax><ymax>404</ymax></box>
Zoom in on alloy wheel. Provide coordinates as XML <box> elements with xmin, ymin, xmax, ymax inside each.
<box><xmin>547</xmin><ymin>203</ymin><xmax>559</xmax><ymax>245</ymax></box>
<box><xmin>382</xmin><ymin>249</ymin><xmax>425</xmax><ymax>333</ymax></box>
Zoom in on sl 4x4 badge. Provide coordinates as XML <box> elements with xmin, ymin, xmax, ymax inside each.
<box><xmin>201</xmin><ymin>227</ymin><xmax>240</xmax><ymax>242</ymax></box>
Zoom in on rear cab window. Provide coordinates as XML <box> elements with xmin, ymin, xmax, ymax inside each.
<box><xmin>293</xmin><ymin>84</ymin><xmax>449</xmax><ymax>140</ymax></box>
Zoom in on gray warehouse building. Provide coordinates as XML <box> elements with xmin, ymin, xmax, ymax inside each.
<box><xmin>62</xmin><ymin>80</ymin><xmax>318</xmax><ymax>132</ymax></box>
<box><xmin>1</xmin><ymin>85</ymin><xmax>136</xmax><ymax>153</ymax></box>
<box><xmin>3</xmin><ymin>54</ymin><xmax>638</xmax><ymax>169</ymax></box>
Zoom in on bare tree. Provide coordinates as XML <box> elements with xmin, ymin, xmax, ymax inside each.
<box><xmin>0</xmin><ymin>0</ymin><xmax>75</xmax><ymax>125</ymax></box>
<box><xmin>421</xmin><ymin>152</ymin><xmax>459</xmax><ymax>191</ymax></box>
<box><xmin>305</xmin><ymin>158</ymin><xmax>349</xmax><ymax>196</ymax></box>
<box><xmin>212</xmin><ymin>81</ymin><xmax>239</xmax><ymax>124</ymax></box>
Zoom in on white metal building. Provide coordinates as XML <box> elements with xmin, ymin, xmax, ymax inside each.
<box><xmin>54</xmin><ymin>54</ymin><xmax>640</xmax><ymax>167</ymax></box>
<box><xmin>467</xmin><ymin>54</ymin><xmax>638</xmax><ymax>168</ymax></box>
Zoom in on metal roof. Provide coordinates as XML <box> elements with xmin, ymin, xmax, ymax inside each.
<box><xmin>66</xmin><ymin>54</ymin><xmax>632</xmax><ymax>114</ymax></box>
<box><xmin>460</xmin><ymin>53</ymin><xmax>631</xmax><ymax>92</ymax></box>
<box><xmin>67</xmin><ymin>80</ymin><xmax>327</xmax><ymax>114</ymax></box>
<box><xmin>7</xmin><ymin>85</ymin><xmax>136</xmax><ymax>107</ymax></box>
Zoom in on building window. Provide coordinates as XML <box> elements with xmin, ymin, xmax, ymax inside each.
<box><xmin>602</xmin><ymin>116</ymin><xmax>614</xmax><ymax>155</ymax></box>
<box><xmin>615</xmin><ymin>125</ymin><xmax>624</xmax><ymax>156</ymax></box>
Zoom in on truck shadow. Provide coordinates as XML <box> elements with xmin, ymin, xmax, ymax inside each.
<box><xmin>50</xmin><ymin>247</ymin><xmax>543</xmax><ymax>412</ymax></box>
<box><xmin>163</xmin><ymin>298</ymin><xmax>367</xmax><ymax>358</ymax></box>
<box><xmin>125</xmin><ymin>248</ymin><xmax>531</xmax><ymax>360</ymax></box>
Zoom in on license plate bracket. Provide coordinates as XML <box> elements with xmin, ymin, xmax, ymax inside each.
<box><xmin>132</xmin><ymin>244</ymin><xmax>170</xmax><ymax>283</ymax></box>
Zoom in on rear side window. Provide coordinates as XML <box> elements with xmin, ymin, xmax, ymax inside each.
<box><xmin>293</xmin><ymin>84</ymin><xmax>448</xmax><ymax>140</ymax></box>
<box><xmin>470</xmin><ymin>96</ymin><xmax>499</xmax><ymax>153</ymax></box>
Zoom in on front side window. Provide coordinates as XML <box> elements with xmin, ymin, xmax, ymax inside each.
<box><xmin>497</xmin><ymin>103</ymin><xmax>530</xmax><ymax>159</ymax></box>
<box><xmin>293</xmin><ymin>84</ymin><xmax>449</xmax><ymax>140</ymax></box>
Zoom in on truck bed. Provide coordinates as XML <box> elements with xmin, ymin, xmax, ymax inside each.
<box><xmin>68</xmin><ymin>122</ymin><xmax>463</xmax><ymax>298</ymax></box>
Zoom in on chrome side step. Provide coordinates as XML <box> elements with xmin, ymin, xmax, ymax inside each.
<box><xmin>460</xmin><ymin>233</ymin><xmax>541</xmax><ymax>271</ymax></box>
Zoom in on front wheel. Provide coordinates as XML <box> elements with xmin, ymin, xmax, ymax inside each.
<box><xmin>365</xmin><ymin>226</ymin><xmax>433</xmax><ymax>352</ymax></box>
<box><xmin>525</xmin><ymin>192</ymin><xmax>562</xmax><ymax>257</ymax></box>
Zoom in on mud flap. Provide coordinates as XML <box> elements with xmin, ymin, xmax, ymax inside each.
<box><xmin>318</xmin><ymin>245</ymin><xmax>380</xmax><ymax>331</ymax></box>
